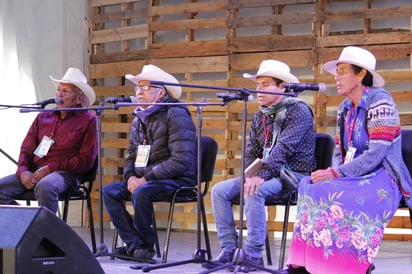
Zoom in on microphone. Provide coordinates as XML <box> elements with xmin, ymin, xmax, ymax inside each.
<box><xmin>216</xmin><ymin>92</ymin><xmax>254</xmax><ymax>102</ymax></box>
<box><xmin>106</xmin><ymin>96</ymin><xmax>137</xmax><ymax>103</ymax></box>
<box><xmin>35</xmin><ymin>97</ymin><xmax>63</xmax><ymax>108</ymax></box>
<box><xmin>284</xmin><ymin>83</ymin><xmax>327</xmax><ymax>92</ymax></box>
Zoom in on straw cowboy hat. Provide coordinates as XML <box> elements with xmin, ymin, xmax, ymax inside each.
<box><xmin>50</xmin><ymin>67</ymin><xmax>96</xmax><ymax>106</ymax></box>
<box><xmin>323</xmin><ymin>46</ymin><xmax>385</xmax><ymax>87</ymax></box>
<box><xmin>125</xmin><ymin>64</ymin><xmax>182</xmax><ymax>99</ymax></box>
<box><xmin>243</xmin><ymin>59</ymin><xmax>299</xmax><ymax>83</ymax></box>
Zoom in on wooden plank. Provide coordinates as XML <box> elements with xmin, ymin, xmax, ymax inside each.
<box><xmin>230</xmin><ymin>35</ymin><xmax>314</xmax><ymax>53</ymax></box>
<box><xmin>231</xmin><ymin>50</ymin><xmax>314</xmax><ymax>69</ymax></box>
<box><xmin>229</xmin><ymin>12</ymin><xmax>315</xmax><ymax>28</ymax></box>
<box><xmin>150</xmin><ymin>17</ymin><xmax>227</xmax><ymax>31</ymax></box>
<box><xmin>149</xmin><ymin>40</ymin><xmax>228</xmax><ymax>58</ymax></box>
<box><xmin>149</xmin><ymin>1</ymin><xmax>229</xmax><ymax>15</ymax></box>
<box><xmin>90</xmin><ymin>24</ymin><xmax>148</xmax><ymax>44</ymax></box>
<box><xmin>91</xmin><ymin>50</ymin><xmax>148</xmax><ymax>64</ymax></box>
<box><xmin>90</xmin><ymin>0</ymin><xmax>138</xmax><ymax>8</ymax></box>
<box><xmin>319</xmin><ymin>5</ymin><xmax>412</xmax><ymax>21</ymax></box>
<box><xmin>317</xmin><ymin>32</ymin><xmax>412</xmax><ymax>47</ymax></box>
<box><xmin>230</xmin><ymin>0</ymin><xmax>316</xmax><ymax>8</ymax></box>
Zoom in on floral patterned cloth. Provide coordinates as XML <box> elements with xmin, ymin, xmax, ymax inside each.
<box><xmin>287</xmin><ymin>168</ymin><xmax>401</xmax><ymax>274</ymax></box>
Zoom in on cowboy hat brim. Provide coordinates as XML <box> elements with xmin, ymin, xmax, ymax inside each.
<box><xmin>243</xmin><ymin>70</ymin><xmax>299</xmax><ymax>84</ymax></box>
<box><xmin>125</xmin><ymin>68</ymin><xmax>182</xmax><ymax>99</ymax></box>
<box><xmin>323</xmin><ymin>60</ymin><xmax>385</xmax><ymax>87</ymax></box>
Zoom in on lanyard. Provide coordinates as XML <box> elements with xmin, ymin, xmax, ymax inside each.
<box><xmin>263</xmin><ymin>115</ymin><xmax>271</xmax><ymax>148</ymax></box>
<box><xmin>345</xmin><ymin>105</ymin><xmax>357</xmax><ymax>146</ymax></box>
<box><xmin>49</xmin><ymin>116</ymin><xmax>60</xmax><ymax>138</ymax></box>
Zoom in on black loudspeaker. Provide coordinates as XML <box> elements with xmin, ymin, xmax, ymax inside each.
<box><xmin>0</xmin><ymin>206</ymin><xmax>104</xmax><ymax>274</ymax></box>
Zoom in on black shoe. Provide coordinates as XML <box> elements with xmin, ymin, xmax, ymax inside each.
<box><xmin>112</xmin><ymin>246</ymin><xmax>136</xmax><ymax>261</ymax></box>
<box><xmin>274</xmin><ymin>266</ymin><xmax>310</xmax><ymax>274</ymax></box>
<box><xmin>238</xmin><ymin>254</ymin><xmax>264</xmax><ymax>273</ymax></box>
<box><xmin>201</xmin><ymin>250</ymin><xmax>235</xmax><ymax>269</ymax></box>
<box><xmin>367</xmin><ymin>263</ymin><xmax>375</xmax><ymax>273</ymax></box>
<box><xmin>133</xmin><ymin>247</ymin><xmax>156</xmax><ymax>260</ymax></box>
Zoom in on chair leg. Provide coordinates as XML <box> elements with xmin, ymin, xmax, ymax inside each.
<box><xmin>409</xmin><ymin>208</ymin><xmax>412</xmax><ymax>229</ymax></box>
<box><xmin>265</xmin><ymin>233</ymin><xmax>272</xmax><ymax>265</ymax></box>
<box><xmin>162</xmin><ymin>199</ymin><xmax>177</xmax><ymax>263</ymax></box>
<box><xmin>111</xmin><ymin>230</ymin><xmax>119</xmax><ymax>260</ymax></box>
<box><xmin>279</xmin><ymin>202</ymin><xmax>292</xmax><ymax>269</ymax></box>
<box><xmin>152</xmin><ymin>211</ymin><xmax>161</xmax><ymax>258</ymax></box>
<box><xmin>200</xmin><ymin>196</ymin><xmax>212</xmax><ymax>260</ymax></box>
<box><xmin>86</xmin><ymin>192</ymin><xmax>97</xmax><ymax>253</ymax></box>
<box><xmin>110</xmin><ymin>211</ymin><xmax>161</xmax><ymax>259</ymax></box>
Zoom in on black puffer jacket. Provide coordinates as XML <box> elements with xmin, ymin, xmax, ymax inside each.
<box><xmin>124</xmin><ymin>96</ymin><xmax>197</xmax><ymax>186</ymax></box>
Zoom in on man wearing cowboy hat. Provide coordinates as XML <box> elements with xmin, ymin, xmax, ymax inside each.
<box><xmin>0</xmin><ymin>67</ymin><xmax>98</xmax><ymax>214</ymax></box>
<box><xmin>203</xmin><ymin>60</ymin><xmax>316</xmax><ymax>271</ymax></box>
<box><xmin>103</xmin><ymin>64</ymin><xmax>197</xmax><ymax>261</ymax></box>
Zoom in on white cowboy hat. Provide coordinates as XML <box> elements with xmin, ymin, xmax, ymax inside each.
<box><xmin>323</xmin><ymin>46</ymin><xmax>385</xmax><ymax>87</ymax></box>
<box><xmin>50</xmin><ymin>67</ymin><xmax>96</xmax><ymax>106</ymax></box>
<box><xmin>125</xmin><ymin>64</ymin><xmax>182</xmax><ymax>99</ymax></box>
<box><xmin>243</xmin><ymin>59</ymin><xmax>299</xmax><ymax>83</ymax></box>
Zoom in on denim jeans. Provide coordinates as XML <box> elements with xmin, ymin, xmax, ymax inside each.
<box><xmin>102</xmin><ymin>179</ymin><xmax>181</xmax><ymax>251</ymax></box>
<box><xmin>211</xmin><ymin>172</ymin><xmax>304</xmax><ymax>259</ymax></box>
<box><xmin>0</xmin><ymin>171</ymin><xmax>78</xmax><ymax>213</ymax></box>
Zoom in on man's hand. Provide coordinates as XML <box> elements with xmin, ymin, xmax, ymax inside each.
<box><xmin>127</xmin><ymin>176</ymin><xmax>147</xmax><ymax>193</ymax></box>
<box><xmin>20</xmin><ymin>171</ymin><xmax>37</xmax><ymax>189</ymax></box>
<box><xmin>33</xmin><ymin>166</ymin><xmax>50</xmax><ymax>182</ymax></box>
<box><xmin>244</xmin><ymin>176</ymin><xmax>264</xmax><ymax>196</ymax></box>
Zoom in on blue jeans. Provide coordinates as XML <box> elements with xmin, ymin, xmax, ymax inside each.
<box><xmin>102</xmin><ymin>179</ymin><xmax>181</xmax><ymax>251</ymax></box>
<box><xmin>0</xmin><ymin>171</ymin><xmax>78</xmax><ymax>213</ymax></box>
<box><xmin>211</xmin><ymin>173</ymin><xmax>304</xmax><ymax>258</ymax></box>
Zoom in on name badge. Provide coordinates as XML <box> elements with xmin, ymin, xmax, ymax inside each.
<box><xmin>135</xmin><ymin>145</ymin><xmax>151</xmax><ymax>167</ymax></box>
<box><xmin>263</xmin><ymin>147</ymin><xmax>271</xmax><ymax>161</ymax></box>
<box><xmin>344</xmin><ymin>146</ymin><xmax>357</xmax><ymax>164</ymax></box>
<box><xmin>34</xmin><ymin>136</ymin><xmax>55</xmax><ymax>158</ymax></box>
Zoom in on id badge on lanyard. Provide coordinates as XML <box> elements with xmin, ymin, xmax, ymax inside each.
<box><xmin>135</xmin><ymin>145</ymin><xmax>151</xmax><ymax>167</ymax></box>
<box><xmin>344</xmin><ymin>145</ymin><xmax>357</xmax><ymax>164</ymax></box>
<box><xmin>34</xmin><ymin>136</ymin><xmax>55</xmax><ymax>158</ymax></box>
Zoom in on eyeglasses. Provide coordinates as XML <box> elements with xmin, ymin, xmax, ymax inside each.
<box><xmin>134</xmin><ymin>85</ymin><xmax>162</xmax><ymax>92</ymax></box>
<box><xmin>57</xmin><ymin>87</ymin><xmax>76</xmax><ymax>95</ymax></box>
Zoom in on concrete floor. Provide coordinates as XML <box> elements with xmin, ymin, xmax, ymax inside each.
<box><xmin>73</xmin><ymin>227</ymin><xmax>412</xmax><ymax>274</ymax></box>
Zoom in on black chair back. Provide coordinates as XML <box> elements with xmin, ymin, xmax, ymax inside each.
<box><xmin>198</xmin><ymin>136</ymin><xmax>218</xmax><ymax>191</ymax></box>
<box><xmin>401</xmin><ymin>129</ymin><xmax>412</xmax><ymax>177</ymax></box>
<box><xmin>315</xmin><ymin>132</ymin><xmax>335</xmax><ymax>170</ymax></box>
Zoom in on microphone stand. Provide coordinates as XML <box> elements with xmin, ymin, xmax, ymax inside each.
<box><xmin>131</xmin><ymin>81</ymin><xmax>298</xmax><ymax>273</ymax></box>
<box><xmin>198</xmin><ymin>95</ymin><xmax>278</xmax><ymax>274</ymax></box>
<box><xmin>112</xmin><ymin>99</ymin><xmax>223</xmax><ymax>272</ymax></box>
<box><xmin>20</xmin><ymin>103</ymin><xmax>118</xmax><ymax>257</ymax></box>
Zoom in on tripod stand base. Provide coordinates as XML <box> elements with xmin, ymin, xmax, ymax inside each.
<box><xmin>138</xmin><ymin>248</ymin><xmax>208</xmax><ymax>272</ymax></box>
<box><xmin>94</xmin><ymin>243</ymin><xmax>109</xmax><ymax>257</ymax></box>
<box><xmin>199</xmin><ymin>248</ymin><xmax>278</xmax><ymax>274</ymax></box>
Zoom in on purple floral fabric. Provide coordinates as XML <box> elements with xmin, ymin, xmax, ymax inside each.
<box><xmin>287</xmin><ymin>168</ymin><xmax>401</xmax><ymax>274</ymax></box>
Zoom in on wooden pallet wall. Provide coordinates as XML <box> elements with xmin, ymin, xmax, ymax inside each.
<box><xmin>88</xmin><ymin>0</ymin><xmax>412</xmax><ymax>240</ymax></box>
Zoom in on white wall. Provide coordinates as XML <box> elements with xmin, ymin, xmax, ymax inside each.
<box><xmin>0</xmin><ymin>0</ymin><xmax>89</xmax><ymax>226</ymax></box>
<box><xmin>0</xmin><ymin>0</ymin><xmax>89</xmax><ymax>177</ymax></box>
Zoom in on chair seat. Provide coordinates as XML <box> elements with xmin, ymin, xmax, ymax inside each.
<box><xmin>13</xmin><ymin>157</ymin><xmax>98</xmax><ymax>254</ymax></box>
<box><xmin>111</xmin><ymin>136</ymin><xmax>218</xmax><ymax>264</ymax></box>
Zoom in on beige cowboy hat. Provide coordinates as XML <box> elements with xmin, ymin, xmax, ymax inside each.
<box><xmin>49</xmin><ymin>67</ymin><xmax>96</xmax><ymax>106</ymax></box>
<box><xmin>323</xmin><ymin>46</ymin><xmax>385</xmax><ymax>87</ymax></box>
<box><xmin>125</xmin><ymin>64</ymin><xmax>182</xmax><ymax>99</ymax></box>
<box><xmin>243</xmin><ymin>59</ymin><xmax>299</xmax><ymax>83</ymax></box>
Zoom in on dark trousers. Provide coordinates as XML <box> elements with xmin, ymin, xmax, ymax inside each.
<box><xmin>102</xmin><ymin>179</ymin><xmax>181</xmax><ymax>251</ymax></box>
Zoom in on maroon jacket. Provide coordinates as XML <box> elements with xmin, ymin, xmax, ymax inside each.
<box><xmin>16</xmin><ymin>110</ymin><xmax>97</xmax><ymax>179</ymax></box>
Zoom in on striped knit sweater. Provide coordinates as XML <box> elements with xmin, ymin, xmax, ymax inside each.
<box><xmin>332</xmin><ymin>87</ymin><xmax>412</xmax><ymax>208</ymax></box>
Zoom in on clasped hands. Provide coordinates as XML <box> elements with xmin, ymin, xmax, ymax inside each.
<box><xmin>20</xmin><ymin>166</ymin><xmax>50</xmax><ymax>189</ymax></box>
<box><xmin>127</xmin><ymin>176</ymin><xmax>147</xmax><ymax>193</ymax></box>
